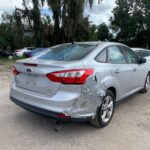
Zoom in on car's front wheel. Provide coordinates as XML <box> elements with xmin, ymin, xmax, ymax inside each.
<box><xmin>90</xmin><ymin>90</ymin><xmax>115</xmax><ymax>127</ymax></box>
<box><xmin>142</xmin><ymin>73</ymin><xmax>150</xmax><ymax>93</ymax></box>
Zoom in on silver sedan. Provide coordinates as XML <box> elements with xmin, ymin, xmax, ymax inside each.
<box><xmin>10</xmin><ymin>42</ymin><xmax>150</xmax><ymax>127</ymax></box>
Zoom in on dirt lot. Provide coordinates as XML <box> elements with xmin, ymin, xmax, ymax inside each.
<box><xmin>0</xmin><ymin>61</ymin><xmax>150</xmax><ymax>150</ymax></box>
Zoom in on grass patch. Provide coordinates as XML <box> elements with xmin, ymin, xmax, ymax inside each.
<box><xmin>0</xmin><ymin>58</ymin><xmax>25</xmax><ymax>72</ymax></box>
<box><xmin>0</xmin><ymin>57</ymin><xmax>24</xmax><ymax>65</ymax></box>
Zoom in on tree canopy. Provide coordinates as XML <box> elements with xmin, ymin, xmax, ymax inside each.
<box><xmin>0</xmin><ymin>0</ymin><xmax>150</xmax><ymax>51</ymax></box>
<box><xmin>111</xmin><ymin>0</ymin><xmax>150</xmax><ymax>48</ymax></box>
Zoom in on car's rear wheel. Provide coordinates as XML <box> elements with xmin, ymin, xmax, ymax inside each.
<box><xmin>142</xmin><ymin>73</ymin><xmax>150</xmax><ymax>93</ymax></box>
<box><xmin>90</xmin><ymin>90</ymin><xmax>115</xmax><ymax>127</ymax></box>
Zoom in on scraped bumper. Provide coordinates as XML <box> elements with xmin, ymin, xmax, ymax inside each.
<box><xmin>10</xmin><ymin>81</ymin><xmax>104</xmax><ymax>120</ymax></box>
<box><xmin>10</xmin><ymin>96</ymin><xmax>91</xmax><ymax>121</ymax></box>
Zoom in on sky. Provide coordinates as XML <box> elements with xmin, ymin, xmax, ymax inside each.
<box><xmin>0</xmin><ymin>0</ymin><xmax>116</xmax><ymax>25</ymax></box>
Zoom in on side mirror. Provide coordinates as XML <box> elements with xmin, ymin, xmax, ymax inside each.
<box><xmin>139</xmin><ymin>57</ymin><xmax>146</xmax><ymax>64</ymax></box>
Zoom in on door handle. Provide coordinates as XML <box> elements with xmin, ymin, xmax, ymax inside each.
<box><xmin>115</xmin><ymin>68</ymin><xmax>120</xmax><ymax>74</ymax></box>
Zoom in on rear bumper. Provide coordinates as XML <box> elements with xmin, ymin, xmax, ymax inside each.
<box><xmin>10</xmin><ymin>96</ymin><xmax>89</xmax><ymax>122</ymax></box>
<box><xmin>10</xmin><ymin>81</ymin><xmax>103</xmax><ymax>120</ymax></box>
<box><xmin>14</xmin><ymin>52</ymin><xmax>23</xmax><ymax>57</ymax></box>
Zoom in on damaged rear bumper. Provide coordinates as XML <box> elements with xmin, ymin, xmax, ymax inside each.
<box><xmin>10</xmin><ymin>96</ymin><xmax>91</xmax><ymax>122</ymax></box>
<box><xmin>10</xmin><ymin>80</ymin><xmax>104</xmax><ymax>120</ymax></box>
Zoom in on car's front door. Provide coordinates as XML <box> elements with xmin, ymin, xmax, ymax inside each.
<box><xmin>107</xmin><ymin>45</ymin><xmax>133</xmax><ymax>100</ymax></box>
<box><xmin>122</xmin><ymin>46</ymin><xmax>147</xmax><ymax>90</ymax></box>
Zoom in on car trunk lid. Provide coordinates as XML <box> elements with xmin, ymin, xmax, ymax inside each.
<box><xmin>14</xmin><ymin>59</ymin><xmax>83</xmax><ymax>97</ymax></box>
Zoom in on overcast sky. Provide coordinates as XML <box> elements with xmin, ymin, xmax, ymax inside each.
<box><xmin>0</xmin><ymin>0</ymin><xmax>116</xmax><ymax>25</ymax></box>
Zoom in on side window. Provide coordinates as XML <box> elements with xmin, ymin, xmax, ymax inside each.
<box><xmin>95</xmin><ymin>49</ymin><xmax>107</xmax><ymax>63</ymax></box>
<box><xmin>123</xmin><ymin>47</ymin><xmax>138</xmax><ymax>64</ymax></box>
<box><xmin>108</xmin><ymin>46</ymin><xmax>126</xmax><ymax>64</ymax></box>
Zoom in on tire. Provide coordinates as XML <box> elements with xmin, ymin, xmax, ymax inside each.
<box><xmin>90</xmin><ymin>90</ymin><xmax>115</xmax><ymax>128</ymax></box>
<box><xmin>141</xmin><ymin>73</ymin><xmax>150</xmax><ymax>93</ymax></box>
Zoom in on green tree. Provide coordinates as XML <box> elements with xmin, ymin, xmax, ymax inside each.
<box><xmin>32</xmin><ymin>0</ymin><xmax>43</xmax><ymax>47</ymax></box>
<box><xmin>14</xmin><ymin>9</ymin><xmax>24</xmax><ymax>48</ymax></box>
<box><xmin>111</xmin><ymin>0</ymin><xmax>150</xmax><ymax>47</ymax></box>
<box><xmin>0</xmin><ymin>14</ymin><xmax>15</xmax><ymax>50</ymax></box>
<box><xmin>0</xmin><ymin>0</ymin><xmax>106</xmax><ymax>50</ymax></box>
<box><xmin>42</xmin><ymin>0</ymin><xmax>103</xmax><ymax>43</ymax></box>
<box><xmin>110</xmin><ymin>0</ymin><xmax>132</xmax><ymax>44</ymax></box>
<box><xmin>143</xmin><ymin>0</ymin><xmax>150</xmax><ymax>48</ymax></box>
<box><xmin>97</xmin><ymin>23</ymin><xmax>109</xmax><ymax>41</ymax></box>
<box><xmin>87</xmin><ymin>24</ymin><xmax>97</xmax><ymax>41</ymax></box>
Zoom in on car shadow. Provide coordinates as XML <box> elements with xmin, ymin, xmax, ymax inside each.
<box><xmin>12</xmin><ymin>108</ymin><xmax>101</xmax><ymax>138</ymax></box>
<box><xmin>11</xmin><ymin>91</ymin><xmax>148</xmax><ymax>139</ymax></box>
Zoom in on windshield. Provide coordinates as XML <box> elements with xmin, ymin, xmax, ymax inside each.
<box><xmin>136</xmin><ymin>50</ymin><xmax>150</xmax><ymax>57</ymax></box>
<box><xmin>35</xmin><ymin>44</ymin><xmax>96</xmax><ymax>61</ymax></box>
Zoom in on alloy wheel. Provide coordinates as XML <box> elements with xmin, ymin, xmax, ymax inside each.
<box><xmin>101</xmin><ymin>96</ymin><xmax>114</xmax><ymax>123</ymax></box>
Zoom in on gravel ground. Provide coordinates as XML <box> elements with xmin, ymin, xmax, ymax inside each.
<box><xmin>0</xmin><ymin>62</ymin><xmax>150</xmax><ymax>150</ymax></box>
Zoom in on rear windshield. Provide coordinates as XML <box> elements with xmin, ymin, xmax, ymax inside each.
<box><xmin>36</xmin><ymin>44</ymin><xmax>96</xmax><ymax>61</ymax></box>
<box><xmin>136</xmin><ymin>50</ymin><xmax>150</xmax><ymax>57</ymax></box>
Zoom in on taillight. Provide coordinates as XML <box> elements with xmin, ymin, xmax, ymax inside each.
<box><xmin>12</xmin><ymin>66</ymin><xmax>20</xmax><ymax>76</ymax></box>
<box><xmin>15</xmin><ymin>49</ymin><xmax>21</xmax><ymax>52</ymax></box>
<box><xmin>57</xmin><ymin>113</ymin><xmax>71</xmax><ymax>119</ymax></box>
<box><xmin>46</xmin><ymin>69</ymin><xmax>94</xmax><ymax>84</ymax></box>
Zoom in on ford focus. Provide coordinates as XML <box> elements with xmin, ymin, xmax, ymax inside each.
<box><xmin>10</xmin><ymin>42</ymin><xmax>150</xmax><ymax>127</ymax></box>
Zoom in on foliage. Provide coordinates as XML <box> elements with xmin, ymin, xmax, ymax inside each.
<box><xmin>0</xmin><ymin>23</ymin><xmax>15</xmax><ymax>50</ymax></box>
<box><xmin>44</xmin><ymin>0</ymin><xmax>96</xmax><ymax>43</ymax></box>
<box><xmin>111</xmin><ymin>0</ymin><xmax>150</xmax><ymax>48</ymax></box>
<box><xmin>97</xmin><ymin>23</ymin><xmax>109</xmax><ymax>41</ymax></box>
<box><xmin>0</xmin><ymin>0</ymin><xmax>150</xmax><ymax>51</ymax></box>
<box><xmin>0</xmin><ymin>0</ymin><xmax>104</xmax><ymax>51</ymax></box>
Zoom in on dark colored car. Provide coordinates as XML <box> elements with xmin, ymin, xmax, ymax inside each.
<box><xmin>0</xmin><ymin>50</ymin><xmax>15</xmax><ymax>59</ymax></box>
<box><xmin>23</xmin><ymin>48</ymin><xmax>49</xmax><ymax>58</ymax></box>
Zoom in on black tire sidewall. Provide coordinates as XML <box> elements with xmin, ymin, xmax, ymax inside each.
<box><xmin>142</xmin><ymin>74</ymin><xmax>150</xmax><ymax>93</ymax></box>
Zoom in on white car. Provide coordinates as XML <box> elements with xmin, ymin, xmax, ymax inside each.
<box><xmin>14</xmin><ymin>47</ymin><xmax>36</xmax><ymax>57</ymax></box>
<box><xmin>132</xmin><ymin>48</ymin><xmax>150</xmax><ymax>59</ymax></box>
<box><xmin>132</xmin><ymin>48</ymin><xmax>150</xmax><ymax>67</ymax></box>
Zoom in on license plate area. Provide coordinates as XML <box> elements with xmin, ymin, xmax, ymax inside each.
<box><xmin>26</xmin><ymin>74</ymin><xmax>37</xmax><ymax>86</ymax></box>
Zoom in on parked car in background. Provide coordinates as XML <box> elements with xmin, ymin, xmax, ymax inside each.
<box><xmin>10</xmin><ymin>42</ymin><xmax>150</xmax><ymax>127</ymax></box>
<box><xmin>23</xmin><ymin>48</ymin><xmax>49</xmax><ymax>58</ymax></box>
<box><xmin>132</xmin><ymin>48</ymin><xmax>150</xmax><ymax>59</ymax></box>
<box><xmin>132</xmin><ymin>48</ymin><xmax>150</xmax><ymax>69</ymax></box>
<box><xmin>0</xmin><ymin>50</ymin><xmax>14</xmax><ymax>59</ymax></box>
<box><xmin>14</xmin><ymin>47</ymin><xmax>36</xmax><ymax>57</ymax></box>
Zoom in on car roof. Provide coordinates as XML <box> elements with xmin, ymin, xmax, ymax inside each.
<box><xmin>72</xmin><ymin>41</ymin><xmax>126</xmax><ymax>46</ymax></box>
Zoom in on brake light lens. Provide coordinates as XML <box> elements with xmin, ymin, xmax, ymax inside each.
<box><xmin>46</xmin><ymin>69</ymin><xmax>94</xmax><ymax>84</ymax></box>
<box><xmin>57</xmin><ymin>113</ymin><xmax>71</xmax><ymax>119</ymax></box>
<box><xmin>12</xmin><ymin>66</ymin><xmax>20</xmax><ymax>76</ymax></box>
<box><xmin>15</xmin><ymin>49</ymin><xmax>21</xmax><ymax>52</ymax></box>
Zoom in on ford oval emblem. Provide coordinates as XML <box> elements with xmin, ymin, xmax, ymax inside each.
<box><xmin>26</xmin><ymin>68</ymin><xmax>32</xmax><ymax>73</ymax></box>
